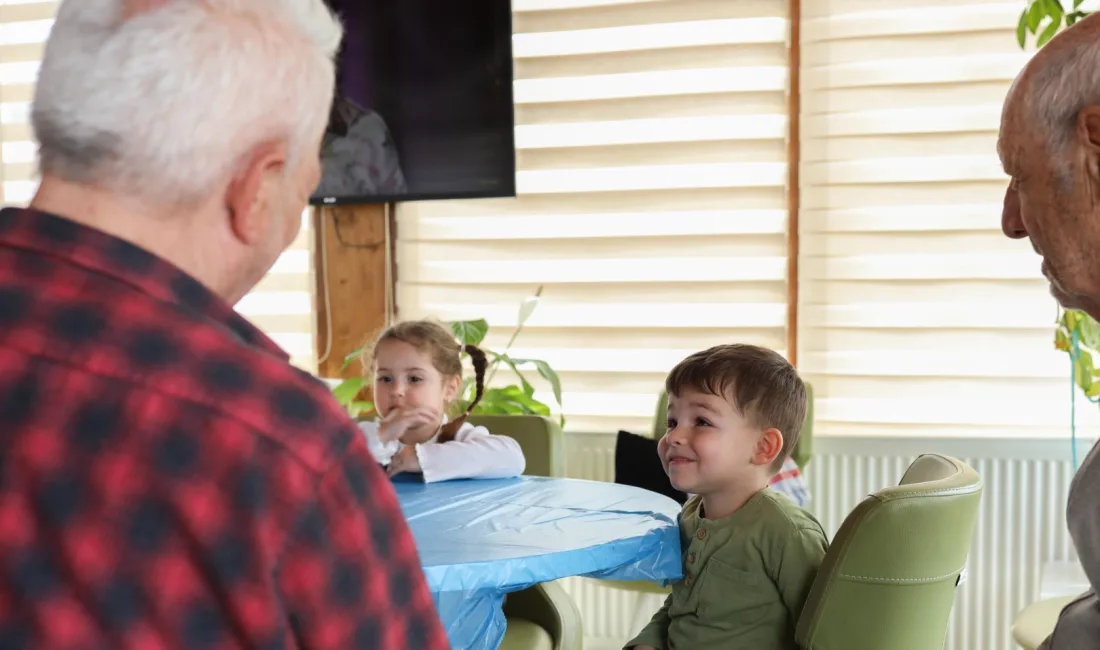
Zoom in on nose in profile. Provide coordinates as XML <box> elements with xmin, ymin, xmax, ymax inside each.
<box><xmin>1002</xmin><ymin>183</ymin><xmax>1027</xmax><ymax>240</ymax></box>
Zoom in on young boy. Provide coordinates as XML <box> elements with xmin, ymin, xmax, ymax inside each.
<box><xmin>626</xmin><ymin>344</ymin><xmax>829</xmax><ymax>650</ymax></box>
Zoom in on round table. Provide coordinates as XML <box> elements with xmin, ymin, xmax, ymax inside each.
<box><xmin>393</xmin><ymin>476</ymin><xmax>683</xmax><ymax>650</ymax></box>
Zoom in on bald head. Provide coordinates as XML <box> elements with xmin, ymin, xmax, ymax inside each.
<box><xmin>1002</xmin><ymin>12</ymin><xmax>1100</xmax><ymax>164</ymax></box>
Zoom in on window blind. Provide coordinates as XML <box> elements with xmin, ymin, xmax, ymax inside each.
<box><xmin>799</xmin><ymin>0</ymin><xmax>1100</xmax><ymax>438</ymax></box>
<box><xmin>396</xmin><ymin>0</ymin><xmax>792</xmax><ymax>433</ymax></box>
<box><xmin>0</xmin><ymin>1</ymin><xmax>316</xmax><ymax>372</ymax></box>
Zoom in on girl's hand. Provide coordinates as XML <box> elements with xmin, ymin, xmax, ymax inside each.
<box><xmin>378</xmin><ymin>407</ymin><xmax>440</xmax><ymax>443</ymax></box>
<box><xmin>386</xmin><ymin>445</ymin><xmax>422</xmax><ymax>477</ymax></box>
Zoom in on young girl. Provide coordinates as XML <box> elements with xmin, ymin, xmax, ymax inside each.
<box><xmin>358</xmin><ymin>319</ymin><xmax>526</xmax><ymax>483</ymax></box>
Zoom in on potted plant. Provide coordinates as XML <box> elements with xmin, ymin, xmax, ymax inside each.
<box><xmin>330</xmin><ymin>286</ymin><xmax>565</xmax><ymax>426</ymax></box>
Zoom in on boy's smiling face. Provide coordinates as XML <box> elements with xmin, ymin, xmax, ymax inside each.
<box><xmin>658</xmin><ymin>388</ymin><xmax>777</xmax><ymax>498</ymax></box>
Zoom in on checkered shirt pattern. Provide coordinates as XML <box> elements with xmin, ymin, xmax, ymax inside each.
<box><xmin>769</xmin><ymin>457</ymin><xmax>812</xmax><ymax>507</ymax></box>
<box><xmin>0</xmin><ymin>207</ymin><xmax>448</xmax><ymax>649</ymax></box>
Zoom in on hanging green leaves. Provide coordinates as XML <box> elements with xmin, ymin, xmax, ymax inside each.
<box><xmin>1018</xmin><ymin>0</ymin><xmax>1089</xmax><ymax>48</ymax></box>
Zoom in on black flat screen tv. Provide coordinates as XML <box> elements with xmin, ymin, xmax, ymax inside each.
<box><xmin>311</xmin><ymin>0</ymin><xmax>516</xmax><ymax>205</ymax></box>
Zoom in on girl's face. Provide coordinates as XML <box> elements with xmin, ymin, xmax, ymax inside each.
<box><xmin>372</xmin><ymin>339</ymin><xmax>460</xmax><ymax>443</ymax></box>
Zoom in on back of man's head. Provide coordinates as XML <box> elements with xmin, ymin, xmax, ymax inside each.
<box><xmin>32</xmin><ymin>0</ymin><xmax>343</xmax><ymax>207</ymax></box>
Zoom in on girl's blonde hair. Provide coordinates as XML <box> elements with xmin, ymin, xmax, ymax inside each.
<box><xmin>362</xmin><ymin>319</ymin><xmax>488</xmax><ymax>442</ymax></box>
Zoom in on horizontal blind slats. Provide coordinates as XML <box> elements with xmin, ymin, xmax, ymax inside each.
<box><xmin>398</xmin><ymin>0</ymin><xmax>790</xmax><ymax>430</ymax></box>
<box><xmin>799</xmin><ymin>0</ymin><xmax>1100</xmax><ymax>438</ymax></box>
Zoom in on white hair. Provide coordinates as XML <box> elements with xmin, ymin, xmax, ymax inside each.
<box><xmin>32</xmin><ymin>0</ymin><xmax>344</xmax><ymax>206</ymax></box>
<box><xmin>1024</xmin><ymin>34</ymin><xmax>1100</xmax><ymax>159</ymax></box>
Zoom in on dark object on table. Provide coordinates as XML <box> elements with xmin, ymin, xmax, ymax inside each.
<box><xmin>614</xmin><ymin>430</ymin><xmax>687</xmax><ymax>505</ymax></box>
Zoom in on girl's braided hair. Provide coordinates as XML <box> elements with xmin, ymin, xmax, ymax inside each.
<box><xmin>362</xmin><ymin>319</ymin><xmax>488</xmax><ymax>442</ymax></box>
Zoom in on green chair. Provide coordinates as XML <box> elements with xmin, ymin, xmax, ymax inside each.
<box><xmin>467</xmin><ymin>415</ymin><xmax>581</xmax><ymax>650</ymax></box>
<box><xmin>501</xmin><ymin>581</ymin><xmax>583</xmax><ymax>650</ymax></box>
<box><xmin>1012</xmin><ymin>595</ymin><xmax>1076</xmax><ymax>649</ymax></box>
<box><xmin>467</xmin><ymin>414</ymin><xmax>565</xmax><ymax>478</ymax></box>
<box><xmin>604</xmin><ymin>385</ymin><xmax>817</xmax><ymax>635</ymax></box>
<box><xmin>795</xmin><ymin>454</ymin><xmax>983</xmax><ymax>650</ymax></box>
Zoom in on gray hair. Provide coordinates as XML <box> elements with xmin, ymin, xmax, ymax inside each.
<box><xmin>32</xmin><ymin>0</ymin><xmax>344</xmax><ymax>206</ymax></box>
<box><xmin>1024</xmin><ymin>34</ymin><xmax>1100</xmax><ymax>162</ymax></box>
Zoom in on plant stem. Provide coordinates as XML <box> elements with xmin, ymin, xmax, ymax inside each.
<box><xmin>484</xmin><ymin>285</ymin><xmax>543</xmax><ymax>387</ymax></box>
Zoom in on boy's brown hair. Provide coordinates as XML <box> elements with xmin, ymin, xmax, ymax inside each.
<box><xmin>665</xmin><ymin>344</ymin><xmax>807</xmax><ymax>473</ymax></box>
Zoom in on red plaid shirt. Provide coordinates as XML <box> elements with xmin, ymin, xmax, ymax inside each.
<box><xmin>0</xmin><ymin>207</ymin><xmax>448</xmax><ymax>649</ymax></box>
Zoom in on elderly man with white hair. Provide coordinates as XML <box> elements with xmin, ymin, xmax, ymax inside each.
<box><xmin>0</xmin><ymin>1</ymin><xmax>448</xmax><ymax>648</ymax></box>
<box><xmin>1000</xmin><ymin>11</ymin><xmax>1100</xmax><ymax>650</ymax></box>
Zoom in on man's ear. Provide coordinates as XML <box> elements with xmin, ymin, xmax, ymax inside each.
<box><xmin>1076</xmin><ymin>106</ymin><xmax>1100</xmax><ymax>184</ymax></box>
<box><xmin>753</xmin><ymin>428</ymin><xmax>784</xmax><ymax>467</ymax></box>
<box><xmin>225</xmin><ymin>140</ymin><xmax>288</xmax><ymax>245</ymax></box>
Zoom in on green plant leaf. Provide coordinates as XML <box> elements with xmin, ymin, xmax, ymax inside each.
<box><xmin>348</xmin><ymin>400</ymin><xmax>375</xmax><ymax>418</ymax></box>
<box><xmin>1079</xmin><ymin>314</ymin><xmax>1100</xmax><ymax>350</ymax></box>
<box><xmin>509</xmin><ymin>357</ymin><xmax>565</xmax><ymax>426</ymax></box>
<box><xmin>1075</xmin><ymin>0</ymin><xmax>1085</xmax><ymax>9</ymax></box>
<box><xmin>495</xmin><ymin>353</ymin><xmax>536</xmax><ymax>397</ymax></box>
<box><xmin>531</xmin><ymin>360</ymin><xmax>564</xmax><ymax>410</ymax></box>
<box><xmin>1056</xmin><ymin>328</ymin><xmax>1072</xmax><ymax>352</ymax></box>
<box><xmin>1075</xmin><ymin>349</ymin><xmax>1095</xmax><ymax>392</ymax></box>
<box><xmin>1067</xmin><ymin>10</ymin><xmax>1088</xmax><ymax>25</ymax></box>
<box><xmin>478</xmin><ymin>387</ymin><xmax>534</xmax><ymax>415</ymax></box>
<box><xmin>1017</xmin><ymin>10</ymin><xmax>1029</xmax><ymax>48</ymax></box>
<box><xmin>332</xmin><ymin>376</ymin><xmax>367</xmax><ymax>405</ymax></box>
<box><xmin>450</xmin><ymin>319</ymin><xmax>489</xmax><ymax>346</ymax></box>
<box><xmin>473</xmin><ymin>386</ymin><xmax>552</xmax><ymax>417</ymax></box>
<box><xmin>1028</xmin><ymin>0</ymin><xmax>1047</xmax><ymax>33</ymax></box>
<box><xmin>498</xmin><ymin>385</ymin><xmax>552</xmax><ymax>415</ymax></box>
<box><xmin>341</xmin><ymin>345</ymin><xmax>367</xmax><ymax>370</ymax></box>
<box><xmin>1037</xmin><ymin>16</ymin><xmax>1062</xmax><ymax>46</ymax></box>
<box><xmin>1066</xmin><ymin>310</ymin><xmax>1083</xmax><ymax>333</ymax></box>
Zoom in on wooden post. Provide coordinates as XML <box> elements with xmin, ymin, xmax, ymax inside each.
<box><xmin>313</xmin><ymin>203</ymin><xmax>392</xmax><ymax>378</ymax></box>
<box><xmin>786</xmin><ymin>0</ymin><xmax>801</xmax><ymax>366</ymax></box>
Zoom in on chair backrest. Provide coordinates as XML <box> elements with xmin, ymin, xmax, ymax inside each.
<box><xmin>466</xmin><ymin>414</ymin><xmax>565</xmax><ymax>478</ymax></box>
<box><xmin>795</xmin><ymin>454</ymin><xmax>983</xmax><ymax>650</ymax></box>
<box><xmin>650</xmin><ymin>382</ymin><xmax>815</xmax><ymax>467</ymax></box>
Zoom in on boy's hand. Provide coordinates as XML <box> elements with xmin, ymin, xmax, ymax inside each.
<box><xmin>378</xmin><ymin>407</ymin><xmax>439</xmax><ymax>443</ymax></box>
<box><xmin>386</xmin><ymin>445</ymin><xmax>422</xmax><ymax>477</ymax></box>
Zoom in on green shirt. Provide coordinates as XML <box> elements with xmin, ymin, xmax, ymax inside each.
<box><xmin>626</xmin><ymin>489</ymin><xmax>829</xmax><ymax>650</ymax></box>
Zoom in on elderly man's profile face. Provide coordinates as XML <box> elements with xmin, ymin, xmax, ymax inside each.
<box><xmin>999</xmin><ymin>50</ymin><xmax>1100</xmax><ymax>319</ymax></box>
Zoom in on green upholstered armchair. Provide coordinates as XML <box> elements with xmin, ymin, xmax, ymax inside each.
<box><xmin>466</xmin><ymin>415</ymin><xmax>582</xmax><ymax>650</ymax></box>
<box><xmin>501</xmin><ymin>581</ymin><xmax>583</xmax><ymax>650</ymax></box>
<box><xmin>467</xmin><ymin>414</ymin><xmax>565</xmax><ymax>478</ymax></box>
<box><xmin>1012</xmin><ymin>594</ymin><xmax>1076</xmax><ymax>649</ymax></box>
<box><xmin>795</xmin><ymin>454</ymin><xmax>983</xmax><ymax>650</ymax></box>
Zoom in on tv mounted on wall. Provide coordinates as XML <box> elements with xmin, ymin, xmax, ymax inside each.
<box><xmin>311</xmin><ymin>0</ymin><xmax>517</xmax><ymax>205</ymax></box>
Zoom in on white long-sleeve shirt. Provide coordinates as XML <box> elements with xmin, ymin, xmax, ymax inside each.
<box><xmin>357</xmin><ymin>418</ymin><xmax>526</xmax><ymax>483</ymax></box>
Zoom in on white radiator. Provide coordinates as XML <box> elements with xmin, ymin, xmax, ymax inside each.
<box><xmin>561</xmin><ymin>433</ymin><xmax>1082</xmax><ymax>650</ymax></box>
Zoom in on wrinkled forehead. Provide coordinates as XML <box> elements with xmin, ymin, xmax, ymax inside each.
<box><xmin>997</xmin><ymin>74</ymin><xmax>1026</xmax><ymax>175</ymax></box>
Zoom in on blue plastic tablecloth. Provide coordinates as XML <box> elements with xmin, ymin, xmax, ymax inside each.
<box><xmin>393</xmin><ymin>476</ymin><xmax>683</xmax><ymax>650</ymax></box>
